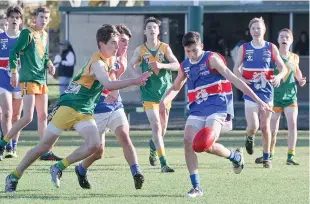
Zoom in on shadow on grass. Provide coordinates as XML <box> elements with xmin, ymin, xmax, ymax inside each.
<box><xmin>0</xmin><ymin>192</ymin><xmax>184</xmax><ymax>200</ymax></box>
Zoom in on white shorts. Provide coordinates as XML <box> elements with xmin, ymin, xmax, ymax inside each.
<box><xmin>0</xmin><ymin>87</ymin><xmax>22</xmax><ymax>99</ymax></box>
<box><xmin>94</xmin><ymin>108</ymin><xmax>129</xmax><ymax>135</ymax></box>
<box><xmin>244</xmin><ymin>99</ymin><xmax>273</xmax><ymax>109</ymax></box>
<box><xmin>186</xmin><ymin>113</ymin><xmax>229</xmax><ymax>139</ymax></box>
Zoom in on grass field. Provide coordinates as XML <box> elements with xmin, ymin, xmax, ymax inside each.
<box><xmin>0</xmin><ymin>130</ymin><xmax>308</xmax><ymax>204</ymax></box>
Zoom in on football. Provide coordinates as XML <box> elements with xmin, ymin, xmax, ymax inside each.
<box><xmin>192</xmin><ymin>127</ymin><xmax>216</xmax><ymax>153</ymax></box>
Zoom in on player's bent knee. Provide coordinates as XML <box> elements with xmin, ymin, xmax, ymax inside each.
<box><xmin>37</xmin><ymin>113</ymin><xmax>48</xmax><ymax>121</ymax></box>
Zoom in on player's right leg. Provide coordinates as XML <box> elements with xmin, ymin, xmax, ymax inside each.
<box><xmin>0</xmin><ymin>88</ymin><xmax>13</xmax><ymax>160</ymax></box>
<box><xmin>284</xmin><ymin>105</ymin><xmax>299</xmax><ymax>165</ymax></box>
<box><xmin>5</xmin><ymin>92</ymin><xmax>23</xmax><ymax>158</ymax></box>
<box><xmin>0</xmin><ymin>94</ymin><xmax>35</xmax><ymax>158</ymax></box>
<box><xmin>183</xmin><ymin>118</ymin><xmax>205</xmax><ymax>198</ymax></box>
<box><xmin>35</xmin><ymin>93</ymin><xmax>62</xmax><ymax>161</ymax></box>
<box><xmin>5</xmin><ymin>128</ymin><xmax>60</xmax><ymax>193</ymax></box>
<box><xmin>255</xmin><ymin>109</ymin><xmax>281</xmax><ymax>164</ymax></box>
<box><xmin>144</xmin><ymin>102</ymin><xmax>174</xmax><ymax>172</ymax></box>
<box><xmin>244</xmin><ymin>100</ymin><xmax>260</xmax><ymax>155</ymax></box>
<box><xmin>47</xmin><ymin>106</ymin><xmax>101</xmax><ymax>188</ymax></box>
<box><xmin>110</xmin><ymin>109</ymin><xmax>144</xmax><ymax>189</ymax></box>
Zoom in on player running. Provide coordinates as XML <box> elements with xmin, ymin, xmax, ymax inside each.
<box><xmin>4</xmin><ymin>24</ymin><xmax>151</xmax><ymax>193</ymax></box>
<box><xmin>160</xmin><ymin>31</ymin><xmax>273</xmax><ymax>198</ymax></box>
<box><xmin>128</xmin><ymin>17</ymin><xmax>179</xmax><ymax>172</ymax></box>
<box><xmin>233</xmin><ymin>17</ymin><xmax>287</xmax><ymax>168</ymax></box>
<box><xmin>255</xmin><ymin>28</ymin><xmax>306</xmax><ymax>165</ymax></box>
<box><xmin>0</xmin><ymin>6</ymin><xmax>62</xmax><ymax>161</ymax></box>
<box><xmin>75</xmin><ymin>24</ymin><xmax>144</xmax><ymax>190</ymax></box>
<box><xmin>0</xmin><ymin>5</ymin><xmax>23</xmax><ymax>160</ymax></box>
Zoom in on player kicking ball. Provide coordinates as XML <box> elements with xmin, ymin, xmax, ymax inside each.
<box><xmin>4</xmin><ymin>24</ymin><xmax>151</xmax><ymax>193</ymax></box>
<box><xmin>159</xmin><ymin>31</ymin><xmax>273</xmax><ymax>198</ymax></box>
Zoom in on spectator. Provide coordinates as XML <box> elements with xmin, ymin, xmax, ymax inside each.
<box><xmin>294</xmin><ymin>31</ymin><xmax>309</xmax><ymax>56</ymax></box>
<box><xmin>53</xmin><ymin>40</ymin><xmax>76</xmax><ymax>95</ymax></box>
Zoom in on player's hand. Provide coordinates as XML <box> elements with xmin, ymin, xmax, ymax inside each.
<box><xmin>134</xmin><ymin>71</ymin><xmax>152</xmax><ymax>85</ymax></box>
<box><xmin>149</xmin><ymin>62</ymin><xmax>162</xmax><ymax>75</ymax></box>
<box><xmin>270</xmin><ymin>75</ymin><xmax>281</xmax><ymax>87</ymax></box>
<box><xmin>241</xmin><ymin>77</ymin><xmax>251</xmax><ymax>85</ymax></box>
<box><xmin>48</xmin><ymin>63</ymin><xmax>56</xmax><ymax>76</ymax></box>
<box><xmin>10</xmin><ymin>73</ymin><xmax>18</xmax><ymax>88</ymax></box>
<box><xmin>298</xmin><ymin>77</ymin><xmax>306</xmax><ymax>87</ymax></box>
<box><xmin>257</xmin><ymin>100</ymin><xmax>274</xmax><ymax>113</ymax></box>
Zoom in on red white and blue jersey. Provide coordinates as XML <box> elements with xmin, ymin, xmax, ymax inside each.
<box><xmin>0</xmin><ymin>32</ymin><xmax>20</xmax><ymax>92</ymax></box>
<box><xmin>181</xmin><ymin>51</ymin><xmax>234</xmax><ymax>119</ymax></box>
<box><xmin>242</xmin><ymin>41</ymin><xmax>275</xmax><ymax>103</ymax></box>
<box><xmin>94</xmin><ymin>56</ymin><xmax>123</xmax><ymax>114</ymax></box>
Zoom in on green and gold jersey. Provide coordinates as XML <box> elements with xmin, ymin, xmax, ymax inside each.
<box><xmin>10</xmin><ymin>27</ymin><xmax>51</xmax><ymax>84</ymax></box>
<box><xmin>274</xmin><ymin>52</ymin><xmax>299</xmax><ymax>107</ymax></box>
<box><xmin>57</xmin><ymin>51</ymin><xmax>111</xmax><ymax>114</ymax></box>
<box><xmin>138</xmin><ymin>42</ymin><xmax>173</xmax><ymax>102</ymax></box>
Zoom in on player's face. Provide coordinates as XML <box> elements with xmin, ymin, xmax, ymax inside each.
<box><xmin>8</xmin><ymin>12</ymin><xmax>22</xmax><ymax>30</ymax></box>
<box><xmin>184</xmin><ymin>43</ymin><xmax>204</xmax><ymax>62</ymax></box>
<box><xmin>101</xmin><ymin>36</ymin><xmax>119</xmax><ymax>58</ymax></box>
<box><xmin>144</xmin><ymin>22</ymin><xmax>159</xmax><ymax>39</ymax></box>
<box><xmin>35</xmin><ymin>12</ymin><xmax>50</xmax><ymax>30</ymax></box>
<box><xmin>278</xmin><ymin>31</ymin><xmax>292</xmax><ymax>49</ymax></box>
<box><xmin>0</xmin><ymin>19</ymin><xmax>8</xmax><ymax>31</ymax></box>
<box><xmin>250</xmin><ymin>22</ymin><xmax>265</xmax><ymax>40</ymax></box>
<box><xmin>117</xmin><ymin>33</ymin><xmax>130</xmax><ymax>56</ymax></box>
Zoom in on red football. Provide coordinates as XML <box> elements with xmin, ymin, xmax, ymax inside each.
<box><xmin>192</xmin><ymin>127</ymin><xmax>216</xmax><ymax>153</ymax></box>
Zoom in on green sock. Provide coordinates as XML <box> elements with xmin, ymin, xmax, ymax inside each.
<box><xmin>0</xmin><ymin>136</ymin><xmax>10</xmax><ymax>147</ymax></box>
<box><xmin>56</xmin><ymin>158</ymin><xmax>70</xmax><ymax>171</ymax></box>
<box><xmin>159</xmin><ymin>156</ymin><xmax>167</xmax><ymax>167</ymax></box>
<box><xmin>288</xmin><ymin>149</ymin><xmax>295</xmax><ymax>160</ymax></box>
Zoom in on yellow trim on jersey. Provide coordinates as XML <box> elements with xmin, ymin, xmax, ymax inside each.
<box><xmin>138</xmin><ymin>41</ymin><xmax>169</xmax><ymax>65</ymax></box>
<box><xmin>75</xmin><ymin>51</ymin><xmax>111</xmax><ymax>88</ymax></box>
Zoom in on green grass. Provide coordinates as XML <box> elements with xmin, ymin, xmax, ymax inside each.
<box><xmin>0</xmin><ymin>130</ymin><xmax>309</xmax><ymax>204</ymax></box>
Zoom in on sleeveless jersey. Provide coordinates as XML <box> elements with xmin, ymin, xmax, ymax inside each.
<box><xmin>181</xmin><ymin>51</ymin><xmax>234</xmax><ymax>119</ymax></box>
<box><xmin>57</xmin><ymin>52</ymin><xmax>111</xmax><ymax>114</ymax></box>
<box><xmin>94</xmin><ymin>56</ymin><xmax>123</xmax><ymax>114</ymax></box>
<box><xmin>138</xmin><ymin>42</ymin><xmax>173</xmax><ymax>102</ymax></box>
<box><xmin>0</xmin><ymin>32</ymin><xmax>20</xmax><ymax>92</ymax></box>
<box><xmin>273</xmin><ymin>52</ymin><xmax>299</xmax><ymax>107</ymax></box>
<box><xmin>242</xmin><ymin>41</ymin><xmax>275</xmax><ymax>103</ymax></box>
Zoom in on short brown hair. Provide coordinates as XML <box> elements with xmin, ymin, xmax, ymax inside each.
<box><xmin>278</xmin><ymin>28</ymin><xmax>293</xmax><ymax>40</ymax></box>
<box><xmin>36</xmin><ymin>6</ymin><xmax>50</xmax><ymax>16</ymax></box>
<box><xmin>182</xmin><ymin>31</ymin><xmax>201</xmax><ymax>47</ymax></box>
<box><xmin>116</xmin><ymin>24</ymin><xmax>132</xmax><ymax>38</ymax></box>
<box><xmin>144</xmin><ymin>17</ymin><xmax>161</xmax><ymax>29</ymax></box>
<box><xmin>96</xmin><ymin>24</ymin><xmax>120</xmax><ymax>49</ymax></box>
<box><xmin>6</xmin><ymin>5</ymin><xmax>23</xmax><ymax>19</ymax></box>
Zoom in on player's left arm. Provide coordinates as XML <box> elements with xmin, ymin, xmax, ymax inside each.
<box><xmin>43</xmin><ymin>39</ymin><xmax>55</xmax><ymax>75</ymax></box>
<box><xmin>149</xmin><ymin>46</ymin><xmax>179</xmax><ymax>71</ymax></box>
<box><xmin>105</xmin><ymin>71</ymin><xmax>120</xmax><ymax>103</ymax></box>
<box><xmin>210</xmin><ymin>53</ymin><xmax>273</xmax><ymax>113</ymax></box>
<box><xmin>271</xmin><ymin>44</ymin><xmax>287</xmax><ymax>87</ymax></box>
<box><xmin>294</xmin><ymin>54</ymin><xmax>307</xmax><ymax>87</ymax></box>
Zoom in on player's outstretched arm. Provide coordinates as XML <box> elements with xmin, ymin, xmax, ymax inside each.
<box><xmin>160</xmin><ymin>68</ymin><xmax>186</xmax><ymax>108</ymax></box>
<box><xmin>128</xmin><ymin>47</ymin><xmax>142</xmax><ymax>77</ymax></box>
<box><xmin>270</xmin><ymin>44</ymin><xmax>287</xmax><ymax>87</ymax></box>
<box><xmin>294</xmin><ymin>55</ymin><xmax>306</xmax><ymax>87</ymax></box>
<box><xmin>92</xmin><ymin>60</ymin><xmax>152</xmax><ymax>91</ymax></box>
<box><xmin>211</xmin><ymin>53</ymin><xmax>273</xmax><ymax>113</ymax></box>
<box><xmin>233</xmin><ymin>45</ymin><xmax>250</xmax><ymax>84</ymax></box>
